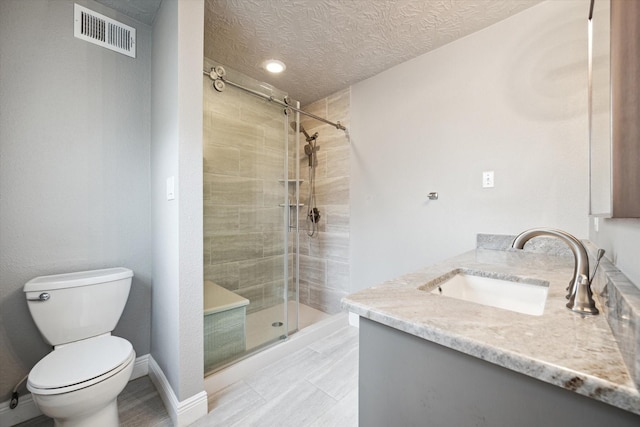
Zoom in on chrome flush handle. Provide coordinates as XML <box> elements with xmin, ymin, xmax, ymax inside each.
<box><xmin>26</xmin><ymin>292</ymin><xmax>50</xmax><ymax>302</ymax></box>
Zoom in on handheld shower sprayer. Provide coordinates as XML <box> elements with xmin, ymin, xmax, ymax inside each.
<box><xmin>291</xmin><ymin>121</ymin><xmax>319</xmax><ymax>166</ymax></box>
<box><xmin>304</xmin><ymin>144</ymin><xmax>314</xmax><ymax>167</ymax></box>
<box><xmin>290</xmin><ymin>120</ymin><xmax>322</xmax><ymax>237</ymax></box>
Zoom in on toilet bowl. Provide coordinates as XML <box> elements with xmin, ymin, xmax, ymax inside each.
<box><xmin>24</xmin><ymin>268</ymin><xmax>135</xmax><ymax>427</ymax></box>
<box><xmin>28</xmin><ymin>336</ymin><xmax>135</xmax><ymax>427</ymax></box>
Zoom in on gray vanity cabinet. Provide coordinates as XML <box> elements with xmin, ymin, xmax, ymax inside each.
<box><xmin>359</xmin><ymin>318</ymin><xmax>640</xmax><ymax>427</ymax></box>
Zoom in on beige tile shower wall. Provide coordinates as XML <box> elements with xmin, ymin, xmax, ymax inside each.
<box><xmin>298</xmin><ymin>88</ymin><xmax>351</xmax><ymax>314</ymax></box>
<box><xmin>203</xmin><ymin>75</ymin><xmax>288</xmax><ymax>314</ymax></box>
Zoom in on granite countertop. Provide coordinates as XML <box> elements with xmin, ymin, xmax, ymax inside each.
<box><xmin>342</xmin><ymin>247</ymin><xmax>640</xmax><ymax>415</ymax></box>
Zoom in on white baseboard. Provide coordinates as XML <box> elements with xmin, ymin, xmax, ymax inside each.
<box><xmin>0</xmin><ymin>393</ymin><xmax>41</xmax><ymax>427</ymax></box>
<box><xmin>131</xmin><ymin>353</ymin><xmax>150</xmax><ymax>380</ymax></box>
<box><xmin>148</xmin><ymin>355</ymin><xmax>208</xmax><ymax>427</ymax></box>
<box><xmin>0</xmin><ymin>353</ymin><xmax>151</xmax><ymax>427</ymax></box>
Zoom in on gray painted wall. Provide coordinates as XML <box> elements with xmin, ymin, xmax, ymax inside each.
<box><xmin>150</xmin><ymin>0</ymin><xmax>204</xmax><ymax>401</ymax></box>
<box><xmin>350</xmin><ymin>0</ymin><xmax>590</xmax><ymax>291</ymax></box>
<box><xmin>175</xmin><ymin>0</ymin><xmax>205</xmax><ymax>400</ymax></box>
<box><xmin>150</xmin><ymin>0</ymin><xmax>180</xmax><ymax>397</ymax></box>
<box><xmin>0</xmin><ymin>0</ymin><xmax>152</xmax><ymax>401</ymax></box>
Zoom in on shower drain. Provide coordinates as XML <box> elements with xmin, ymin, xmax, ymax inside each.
<box><xmin>272</xmin><ymin>321</ymin><xmax>283</xmax><ymax>327</ymax></box>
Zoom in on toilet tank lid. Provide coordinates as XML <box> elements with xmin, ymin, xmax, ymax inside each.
<box><xmin>24</xmin><ymin>267</ymin><xmax>133</xmax><ymax>293</ymax></box>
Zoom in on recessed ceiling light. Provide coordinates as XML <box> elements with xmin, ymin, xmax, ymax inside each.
<box><xmin>264</xmin><ymin>59</ymin><xmax>286</xmax><ymax>74</ymax></box>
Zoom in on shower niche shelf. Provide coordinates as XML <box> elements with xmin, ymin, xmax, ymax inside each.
<box><xmin>278</xmin><ymin>179</ymin><xmax>304</xmax><ymax>184</ymax></box>
<box><xmin>279</xmin><ymin>180</ymin><xmax>304</xmax><ymax>207</ymax></box>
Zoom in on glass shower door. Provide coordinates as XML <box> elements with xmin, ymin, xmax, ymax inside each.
<box><xmin>203</xmin><ymin>60</ymin><xmax>298</xmax><ymax>373</ymax></box>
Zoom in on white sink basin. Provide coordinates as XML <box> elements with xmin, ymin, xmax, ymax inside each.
<box><xmin>422</xmin><ymin>270</ymin><xmax>549</xmax><ymax>316</ymax></box>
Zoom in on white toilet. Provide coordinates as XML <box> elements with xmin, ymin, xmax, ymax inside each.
<box><xmin>23</xmin><ymin>267</ymin><xmax>136</xmax><ymax>427</ymax></box>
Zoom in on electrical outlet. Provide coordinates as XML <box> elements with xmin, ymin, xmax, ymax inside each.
<box><xmin>482</xmin><ymin>171</ymin><xmax>494</xmax><ymax>188</ymax></box>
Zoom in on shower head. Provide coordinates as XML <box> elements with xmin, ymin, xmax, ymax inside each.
<box><xmin>290</xmin><ymin>121</ymin><xmax>311</xmax><ymax>140</ymax></box>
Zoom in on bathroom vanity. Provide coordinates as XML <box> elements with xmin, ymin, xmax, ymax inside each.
<box><xmin>342</xmin><ymin>236</ymin><xmax>640</xmax><ymax>426</ymax></box>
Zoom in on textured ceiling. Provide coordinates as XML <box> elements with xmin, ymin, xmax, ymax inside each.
<box><xmin>96</xmin><ymin>0</ymin><xmax>544</xmax><ymax>105</ymax></box>
<box><xmin>204</xmin><ymin>0</ymin><xmax>544</xmax><ymax>105</ymax></box>
<box><xmin>94</xmin><ymin>0</ymin><xmax>161</xmax><ymax>25</ymax></box>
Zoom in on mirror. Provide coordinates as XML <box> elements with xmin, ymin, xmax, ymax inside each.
<box><xmin>589</xmin><ymin>0</ymin><xmax>640</xmax><ymax>218</ymax></box>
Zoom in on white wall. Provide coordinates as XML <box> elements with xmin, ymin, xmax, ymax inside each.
<box><xmin>0</xmin><ymin>0</ymin><xmax>151</xmax><ymax>401</ymax></box>
<box><xmin>350</xmin><ymin>0</ymin><xmax>590</xmax><ymax>291</ymax></box>
<box><xmin>150</xmin><ymin>0</ymin><xmax>204</xmax><ymax>401</ymax></box>
<box><xmin>590</xmin><ymin>219</ymin><xmax>640</xmax><ymax>288</ymax></box>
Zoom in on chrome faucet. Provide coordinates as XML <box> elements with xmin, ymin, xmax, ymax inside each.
<box><xmin>512</xmin><ymin>228</ymin><xmax>599</xmax><ymax>315</ymax></box>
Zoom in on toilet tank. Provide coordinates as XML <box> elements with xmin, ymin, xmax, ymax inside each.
<box><xmin>24</xmin><ymin>268</ymin><xmax>133</xmax><ymax>346</ymax></box>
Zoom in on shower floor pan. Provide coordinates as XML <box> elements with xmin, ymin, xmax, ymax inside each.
<box><xmin>245</xmin><ymin>301</ymin><xmax>331</xmax><ymax>350</ymax></box>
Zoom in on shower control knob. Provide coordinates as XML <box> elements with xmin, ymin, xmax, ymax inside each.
<box><xmin>428</xmin><ymin>192</ymin><xmax>438</xmax><ymax>200</ymax></box>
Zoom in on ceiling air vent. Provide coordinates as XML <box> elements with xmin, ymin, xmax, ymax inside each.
<box><xmin>74</xmin><ymin>4</ymin><xmax>136</xmax><ymax>58</ymax></box>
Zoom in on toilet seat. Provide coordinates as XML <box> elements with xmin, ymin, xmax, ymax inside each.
<box><xmin>28</xmin><ymin>335</ymin><xmax>134</xmax><ymax>395</ymax></box>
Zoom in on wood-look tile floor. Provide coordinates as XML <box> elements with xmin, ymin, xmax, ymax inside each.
<box><xmin>17</xmin><ymin>325</ymin><xmax>358</xmax><ymax>427</ymax></box>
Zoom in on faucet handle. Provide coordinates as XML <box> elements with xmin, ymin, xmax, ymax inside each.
<box><xmin>566</xmin><ymin>274</ymin><xmax>599</xmax><ymax>315</ymax></box>
<box><xmin>589</xmin><ymin>248</ymin><xmax>606</xmax><ymax>284</ymax></box>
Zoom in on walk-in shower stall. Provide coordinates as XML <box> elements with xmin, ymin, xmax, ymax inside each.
<box><xmin>202</xmin><ymin>59</ymin><xmax>347</xmax><ymax>373</ymax></box>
